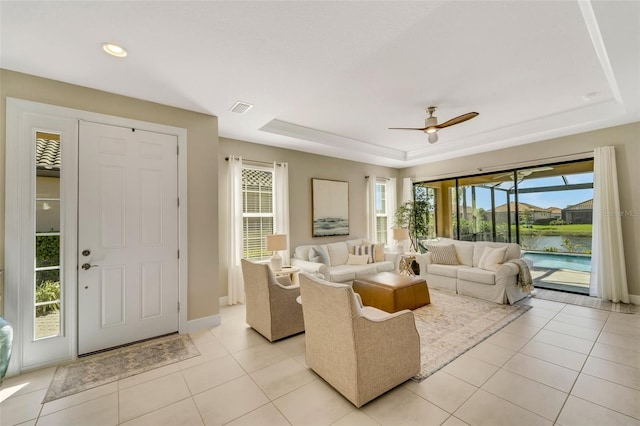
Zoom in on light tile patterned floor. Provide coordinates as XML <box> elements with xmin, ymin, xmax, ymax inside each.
<box><xmin>1</xmin><ymin>297</ymin><xmax>639</xmax><ymax>425</ymax></box>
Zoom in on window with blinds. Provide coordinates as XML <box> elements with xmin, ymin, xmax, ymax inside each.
<box><xmin>375</xmin><ymin>182</ymin><xmax>388</xmax><ymax>244</ymax></box>
<box><xmin>242</xmin><ymin>167</ymin><xmax>274</xmax><ymax>260</ymax></box>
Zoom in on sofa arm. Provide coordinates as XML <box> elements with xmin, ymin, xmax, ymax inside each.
<box><xmin>291</xmin><ymin>258</ymin><xmax>329</xmax><ymax>279</ymax></box>
<box><xmin>413</xmin><ymin>253</ymin><xmax>431</xmax><ymax>275</ymax></box>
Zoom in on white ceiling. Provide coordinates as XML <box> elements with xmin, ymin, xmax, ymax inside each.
<box><xmin>2</xmin><ymin>1</ymin><xmax>638</xmax><ymax>168</ymax></box>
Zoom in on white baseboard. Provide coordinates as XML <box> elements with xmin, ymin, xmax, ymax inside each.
<box><xmin>184</xmin><ymin>314</ymin><xmax>221</xmax><ymax>334</ymax></box>
<box><xmin>629</xmin><ymin>294</ymin><xmax>639</xmax><ymax>305</ymax></box>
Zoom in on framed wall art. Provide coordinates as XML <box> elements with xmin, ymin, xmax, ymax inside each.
<box><xmin>312</xmin><ymin>178</ymin><xmax>349</xmax><ymax>237</ymax></box>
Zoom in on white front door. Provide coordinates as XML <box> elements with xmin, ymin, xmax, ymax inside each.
<box><xmin>78</xmin><ymin>121</ymin><xmax>179</xmax><ymax>354</ymax></box>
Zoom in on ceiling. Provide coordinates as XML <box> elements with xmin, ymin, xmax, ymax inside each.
<box><xmin>2</xmin><ymin>1</ymin><xmax>638</xmax><ymax>168</ymax></box>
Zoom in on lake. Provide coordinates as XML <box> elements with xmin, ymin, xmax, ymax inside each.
<box><xmin>520</xmin><ymin>235</ymin><xmax>592</xmax><ymax>252</ymax></box>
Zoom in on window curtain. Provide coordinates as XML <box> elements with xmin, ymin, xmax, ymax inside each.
<box><xmin>273</xmin><ymin>162</ymin><xmax>290</xmax><ymax>265</ymax></box>
<box><xmin>386</xmin><ymin>178</ymin><xmax>397</xmax><ymax>249</ymax></box>
<box><xmin>366</xmin><ymin>175</ymin><xmax>377</xmax><ymax>244</ymax></box>
<box><xmin>590</xmin><ymin>146</ymin><xmax>629</xmax><ymax>303</ymax></box>
<box><xmin>401</xmin><ymin>177</ymin><xmax>413</xmax><ymax>204</ymax></box>
<box><xmin>227</xmin><ymin>155</ymin><xmax>245</xmax><ymax>305</ymax></box>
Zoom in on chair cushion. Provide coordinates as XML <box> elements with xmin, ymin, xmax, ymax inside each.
<box><xmin>458</xmin><ymin>268</ymin><xmax>496</xmax><ymax>285</ymax></box>
<box><xmin>427</xmin><ymin>264</ymin><xmax>464</xmax><ymax>278</ymax></box>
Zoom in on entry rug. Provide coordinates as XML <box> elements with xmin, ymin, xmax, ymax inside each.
<box><xmin>43</xmin><ymin>334</ymin><xmax>200</xmax><ymax>403</ymax></box>
<box><xmin>412</xmin><ymin>289</ymin><xmax>531</xmax><ymax>381</ymax></box>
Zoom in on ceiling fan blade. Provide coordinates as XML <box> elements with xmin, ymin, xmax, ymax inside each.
<box><xmin>388</xmin><ymin>127</ymin><xmax>427</xmax><ymax>131</ymax></box>
<box><xmin>428</xmin><ymin>132</ymin><xmax>438</xmax><ymax>144</ymax></box>
<box><xmin>436</xmin><ymin>112</ymin><xmax>479</xmax><ymax>129</ymax></box>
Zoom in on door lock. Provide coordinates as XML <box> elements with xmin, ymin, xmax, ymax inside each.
<box><xmin>82</xmin><ymin>249</ymin><xmax>91</xmax><ymax>256</ymax></box>
<box><xmin>81</xmin><ymin>263</ymin><xmax>98</xmax><ymax>270</ymax></box>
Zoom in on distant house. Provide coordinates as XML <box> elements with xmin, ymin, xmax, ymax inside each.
<box><xmin>36</xmin><ymin>138</ymin><xmax>61</xmax><ymax>233</ymax></box>
<box><xmin>562</xmin><ymin>199</ymin><xmax>593</xmax><ymax>224</ymax></box>
<box><xmin>491</xmin><ymin>202</ymin><xmax>562</xmax><ymax>224</ymax></box>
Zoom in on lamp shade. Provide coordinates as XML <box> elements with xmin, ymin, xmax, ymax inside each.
<box><xmin>266</xmin><ymin>234</ymin><xmax>287</xmax><ymax>251</ymax></box>
<box><xmin>392</xmin><ymin>228</ymin><xmax>410</xmax><ymax>241</ymax></box>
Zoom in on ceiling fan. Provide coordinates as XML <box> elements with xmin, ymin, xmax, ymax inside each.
<box><xmin>389</xmin><ymin>106</ymin><xmax>479</xmax><ymax>143</ymax></box>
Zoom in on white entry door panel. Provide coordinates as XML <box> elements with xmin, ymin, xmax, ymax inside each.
<box><xmin>78</xmin><ymin>121</ymin><xmax>178</xmax><ymax>354</ymax></box>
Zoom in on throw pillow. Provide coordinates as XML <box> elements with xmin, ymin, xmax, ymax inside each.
<box><xmin>478</xmin><ymin>246</ymin><xmax>508</xmax><ymax>271</ymax></box>
<box><xmin>426</xmin><ymin>244</ymin><xmax>459</xmax><ymax>265</ymax></box>
<box><xmin>373</xmin><ymin>243</ymin><xmax>385</xmax><ymax>262</ymax></box>
<box><xmin>354</xmin><ymin>245</ymin><xmax>373</xmax><ymax>263</ymax></box>
<box><xmin>346</xmin><ymin>254</ymin><xmax>369</xmax><ymax>265</ymax></box>
<box><xmin>308</xmin><ymin>246</ymin><xmax>329</xmax><ymax>266</ymax></box>
<box><xmin>354</xmin><ymin>243</ymin><xmax>386</xmax><ymax>263</ymax></box>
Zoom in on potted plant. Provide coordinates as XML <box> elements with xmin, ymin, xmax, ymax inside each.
<box><xmin>392</xmin><ymin>190</ymin><xmax>432</xmax><ymax>253</ymax></box>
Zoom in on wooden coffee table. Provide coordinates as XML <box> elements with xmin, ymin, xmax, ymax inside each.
<box><xmin>352</xmin><ymin>272</ymin><xmax>430</xmax><ymax>313</ymax></box>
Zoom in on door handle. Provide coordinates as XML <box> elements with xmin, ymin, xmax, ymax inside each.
<box><xmin>81</xmin><ymin>263</ymin><xmax>98</xmax><ymax>270</ymax></box>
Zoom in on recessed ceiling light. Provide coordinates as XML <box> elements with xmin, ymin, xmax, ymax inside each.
<box><xmin>102</xmin><ymin>42</ymin><xmax>127</xmax><ymax>58</ymax></box>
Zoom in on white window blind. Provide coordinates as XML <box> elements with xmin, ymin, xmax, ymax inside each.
<box><xmin>242</xmin><ymin>167</ymin><xmax>274</xmax><ymax>260</ymax></box>
<box><xmin>375</xmin><ymin>182</ymin><xmax>388</xmax><ymax>244</ymax></box>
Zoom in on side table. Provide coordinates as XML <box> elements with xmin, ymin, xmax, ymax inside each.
<box><xmin>399</xmin><ymin>254</ymin><xmax>416</xmax><ymax>276</ymax></box>
<box><xmin>273</xmin><ymin>266</ymin><xmax>300</xmax><ymax>285</ymax></box>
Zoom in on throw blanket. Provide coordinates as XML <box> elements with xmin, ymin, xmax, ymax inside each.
<box><xmin>509</xmin><ymin>259</ymin><xmax>534</xmax><ymax>292</ymax></box>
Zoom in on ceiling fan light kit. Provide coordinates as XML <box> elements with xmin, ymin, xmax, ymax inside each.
<box><xmin>389</xmin><ymin>106</ymin><xmax>479</xmax><ymax>144</ymax></box>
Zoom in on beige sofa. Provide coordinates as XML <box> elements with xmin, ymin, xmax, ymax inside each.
<box><xmin>414</xmin><ymin>238</ymin><xmax>532</xmax><ymax>304</ymax></box>
<box><xmin>291</xmin><ymin>238</ymin><xmax>396</xmax><ymax>283</ymax></box>
<box><xmin>299</xmin><ymin>273</ymin><xmax>420</xmax><ymax>407</ymax></box>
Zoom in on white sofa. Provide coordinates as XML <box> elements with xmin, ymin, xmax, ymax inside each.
<box><xmin>414</xmin><ymin>238</ymin><xmax>532</xmax><ymax>304</ymax></box>
<box><xmin>291</xmin><ymin>238</ymin><xmax>397</xmax><ymax>283</ymax></box>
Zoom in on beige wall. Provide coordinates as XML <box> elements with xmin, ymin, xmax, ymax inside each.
<box><xmin>401</xmin><ymin>122</ymin><xmax>640</xmax><ymax>297</ymax></box>
<box><xmin>218</xmin><ymin>137</ymin><xmax>399</xmax><ymax>298</ymax></box>
<box><xmin>0</xmin><ymin>69</ymin><xmax>219</xmax><ymax>320</ymax></box>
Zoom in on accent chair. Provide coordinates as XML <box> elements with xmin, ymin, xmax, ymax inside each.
<box><xmin>240</xmin><ymin>258</ymin><xmax>304</xmax><ymax>342</ymax></box>
<box><xmin>299</xmin><ymin>273</ymin><xmax>420</xmax><ymax>407</ymax></box>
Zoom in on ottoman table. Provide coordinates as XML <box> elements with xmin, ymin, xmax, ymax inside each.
<box><xmin>352</xmin><ymin>272</ymin><xmax>430</xmax><ymax>313</ymax></box>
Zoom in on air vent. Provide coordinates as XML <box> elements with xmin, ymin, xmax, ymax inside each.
<box><xmin>229</xmin><ymin>101</ymin><xmax>254</xmax><ymax>114</ymax></box>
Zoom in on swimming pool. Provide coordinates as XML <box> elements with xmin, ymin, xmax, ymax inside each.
<box><xmin>523</xmin><ymin>252</ymin><xmax>592</xmax><ymax>272</ymax></box>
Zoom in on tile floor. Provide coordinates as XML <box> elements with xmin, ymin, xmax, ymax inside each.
<box><xmin>1</xmin><ymin>297</ymin><xmax>639</xmax><ymax>426</ymax></box>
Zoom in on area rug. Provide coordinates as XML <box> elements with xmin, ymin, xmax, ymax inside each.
<box><xmin>412</xmin><ymin>289</ymin><xmax>531</xmax><ymax>381</ymax></box>
<box><xmin>43</xmin><ymin>334</ymin><xmax>200</xmax><ymax>403</ymax></box>
<box><xmin>532</xmin><ymin>288</ymin><xmax>637</xmax><ymax>314</ymax></box>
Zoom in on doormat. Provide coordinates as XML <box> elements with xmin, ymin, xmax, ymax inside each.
<box><xmin>43</xmin><ymin>334</ymin><xmax>200</xmax><ymax>403</ymax></box>
<box><xmin>532</xmin><ymin>289</ymin><xmax>636</xmax><ymax>314</ymax></box>
<box><xmin>412</xmin><ymin>289</ymin><xmax>531</xmax><ymax>381</ymax></box>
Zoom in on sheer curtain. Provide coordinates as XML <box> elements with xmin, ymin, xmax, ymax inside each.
<box><xmin>401</xmin><ymin>177</ymin><xmax>413</xmax><ymax>204</ymax></box>
<box><xmin>273</xmin><ymin>162</ymin><xmax>291</xmax><ymax>265</ymax></box>
<box><xmin>386</xmin><ymin>178</ymin><xmax>397</xmax><ymax>249</ymax></box>
<box><xmin>366</xmin><ymin>176</ymin><xmax>377</xmax><ymax>243</ymax></box>
<box><xmin>590</xmin><ymin>146</ymin><xmax>630</xmax><ymax>303</ymax></box>
<box><xmin>227</xmin><ymin>156</ymin><xmax>245</xmax><ymax>305</ymax></box>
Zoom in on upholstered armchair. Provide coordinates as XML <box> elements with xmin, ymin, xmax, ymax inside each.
<box><xmin>299</xmin><ymin>273</ymin><xmax>420</xmax><ymax>407</ymax></box>
<box><xmin>240</xmin><ymin>259</ymin><xmax>305</xmax><ymax>342</ymax></box>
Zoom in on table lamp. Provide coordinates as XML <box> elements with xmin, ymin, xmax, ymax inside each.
<box><xmin>392</xmin><ymin>228</ymin><xmax>410</xmax><ymax>254</ymax></box>
<box><xmin>266</xmin><ymin>233</ymin><xmax>287</xmax><ymax>271</ymax></box>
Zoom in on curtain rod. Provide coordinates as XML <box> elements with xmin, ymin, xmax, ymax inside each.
<box><xmin>365</xmin><ymin>176</ymin><xmax>391</xmax><ymax>180</ymax></box>
<box><xmin>225</xmin><ymin>156</ymin><xmax>284</xmax><ymax>167</ymax></box>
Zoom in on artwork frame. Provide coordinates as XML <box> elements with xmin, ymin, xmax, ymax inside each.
<box><xmin>312</xmin><ymin>178</ymin><xmax>349</xmax><ymax>237</ymax></box>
